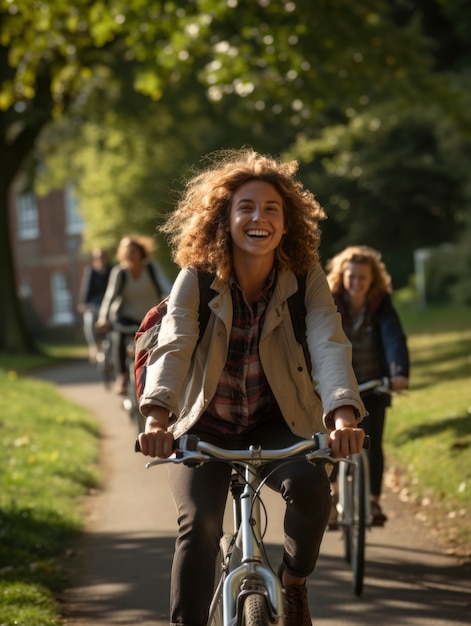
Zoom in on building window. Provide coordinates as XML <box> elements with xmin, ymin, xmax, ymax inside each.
<box><xmin>65</xmin><ymin>185</ymin><xmax>84</xmax><ymax>235</ymax></box>
<box><xmin>19</xmin><ymin>278</ymin><xmax>32</xmax><ymax>300</ymax></box>
<box><xmin>51</xmin><ymin>272</ymin><xmax>74</xmax><ymax>324</ymax></box>
<box><xmin>17</xmin><ymin>192</ymin><xmax>40</xmax><ymax>240</ymax></box>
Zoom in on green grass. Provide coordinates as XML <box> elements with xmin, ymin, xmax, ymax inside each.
<box><xmin>385</xmin><ymin>302</ymin><xmax>471</xmax><ymax>558</ymax></box>
<box><xmin>0</xmin><ymin>362</ymin><xmax>99</xmax><ymax>625</ymax></box>
<box><xmin>0</xmin><ymin>343</ymin><xmax>88</xmax><ymax>375</ymax></box>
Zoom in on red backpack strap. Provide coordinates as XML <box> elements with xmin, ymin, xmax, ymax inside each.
<box><xmin>134</xmin><ymin>271</ymin><xmax>217</xmax><ymax>402</ymax></box>
<box><xmin>134</xmin><ymin>296</ymin><xmax>169</xmax><ymax>401</ymax></box>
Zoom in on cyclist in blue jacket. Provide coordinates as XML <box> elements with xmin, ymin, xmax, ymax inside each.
<box><xmin>326</xmin><ymin>245</ymin><xmax>409</xmax><ymax>526</ymax></box>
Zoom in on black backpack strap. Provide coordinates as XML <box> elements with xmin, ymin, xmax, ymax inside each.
<box><xmin>115</xmin><ymin>267</ymin><xmax>126</xmax><ymax>293</ymax></box>
<box><xmin>146</xmin><ymin>262</ymin><xmax>163</xmax><ymax>299</ymax></box>
<box><xmin>287</xmin><ymin>274</ymin><xmax>311</xmax><ymax>372</ymax></box>
<box><xmin>197</xmin><ymin>271</ymin><xmax>217</xmax><ymax>341</ymax></box>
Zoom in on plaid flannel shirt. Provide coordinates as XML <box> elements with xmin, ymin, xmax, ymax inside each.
<box><xmin>200</xmin><ymin>272</ymin><xmax>277</xmax><ymax>434</ymax></box>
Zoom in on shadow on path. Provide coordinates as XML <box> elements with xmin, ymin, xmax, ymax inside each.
<box><xmin>37</xmin><ymin>360</ymin><xmax>470</xmax><ymax>626</ymax></box>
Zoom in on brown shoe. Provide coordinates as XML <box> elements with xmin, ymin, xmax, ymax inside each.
<box><xmin>371</xmin><ymin>501</ymin><xmax>387</xmax><ymax>526</ymax></box>
<box><xmin>278</xmin><ymin>565</ymin><xmax>312</xmax><ymax>626</ymax></box>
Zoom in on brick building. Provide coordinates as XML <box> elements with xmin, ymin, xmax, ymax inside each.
<box><xmin>10</xmin><ymin>184</ymin><xmax>90</xmax><ymax>332</ymax></box>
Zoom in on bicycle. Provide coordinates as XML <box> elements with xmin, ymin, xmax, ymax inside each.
<box><xmin>95</xmin><ymin>329</ymin><xmax>115</xmax><ymax>389</ymax></box>
<box><xmin>139</xmin><ymin>432</ymin><xmax>361</xmax><ymax>626</ymax></box>
<box><xmin>95</xmin><ymin>322</ymin><xmax>140</xmax><ymax>414</ymax></box>
<box><xmin>337</xmin><ymin>377</ymin><xmax>392</xmax><ymax>597</ymax></box>
<box><xmin>103</xmin><ymin>320</ymin><xmax>144</xmax><ymax>431</ymax></box>
<box><xmin>122</xmin><ymin>332</ymin><xmax>146</xmax><ymax>435</ymax></box>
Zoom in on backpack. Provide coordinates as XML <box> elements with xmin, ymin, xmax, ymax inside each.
<box><xmin>134</xmin><ymin>272</ymin><xmax>309</xmax><ymax>401</ymax></box>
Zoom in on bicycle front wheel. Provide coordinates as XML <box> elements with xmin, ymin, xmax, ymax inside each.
<box><xmin>242</xmin><ymin>593</ymin><xmax>271</xmax><ymax>626</ymax></box>
<box><xmin>342</xmin><ymin>453</ymin><xmax>366</xmax><ymax>596</ymax></box>
<box><xmin>209</xmin><ymin>533</ymin><xmax>243</xmax><ymax>626</ymax></box>
<box><xmin>96</xmin><ymin>338</ymin><xmax>114</xmax><ymax>389</ymax></box>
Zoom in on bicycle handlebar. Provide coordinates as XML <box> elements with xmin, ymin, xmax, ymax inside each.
<box><xmin>357</xmin><ymin>377</ymin><xmax>391</xmax><ymax>396</ymax></box>
<box><xmin>140</xmin><ymin>432</ymin><xmax>368</xmax><ymax>469</ymax></box>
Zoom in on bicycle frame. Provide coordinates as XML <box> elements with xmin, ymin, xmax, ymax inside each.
<box><xmin>95</xmin><ymin>332</ymin><xmax>115</xmax><ymax>389</ymax></box>
<box><xmin>218</xmin><ymin>448</ymin><xmax>285</xmax><ymax>626</ymax></box>
<box><xmin>338</xmin><ymin>448</ymin><xmax>372</xmax><ymax>529</ymax></box>
<box><xmin>122</xmin><ymin>338</ymin><xmax>145</xmax><ymax>434</ymax></box>
<box><xmin>337</xmin><ymin>377</ymin><xmax>392</xmax><ymax>596</ymax></box>
<box><xmin>337</xmin><ymin>448</ymin><xmax>370</xmax><ymax>596</ymax></box>
<box><xmin>96</xmin><ymin>321</ymin><xmax>138</xmax><ymax>391</ymax></box>
<box><xmin>144</xmin><ymin>433</ymin><xmax>356</xmax><ymax>626</ymax></box>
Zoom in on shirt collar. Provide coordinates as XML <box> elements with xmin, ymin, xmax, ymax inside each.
<box><xmin>230</xmin><ymin>268</ymin><xmax>276</xmax><ymax>303</ymax></box>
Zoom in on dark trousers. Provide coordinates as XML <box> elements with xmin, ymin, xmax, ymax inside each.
<box><xmin>166</xmin><ymin>415</ymin><xmax>331</xmax><ymax>626</ymax></box>
<box><xmin>329</xmin><ymin>393</ymin><xmax>388</xmax><ymax>497</ymax></box>
<box><xmin>360</xmin><ymin>393</ymin><xmax>388</xmax><ymax>498</ymax></box>
<box><xmin>111</xmin><ymin>316</ymin><xmax>140</xmax><ymax>375</ymax></box>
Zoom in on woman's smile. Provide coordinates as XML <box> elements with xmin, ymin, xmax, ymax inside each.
<box><xmin>230</xmin><ymin>179</ymin><xmax>285</xmax><ymax>261</ymax></box>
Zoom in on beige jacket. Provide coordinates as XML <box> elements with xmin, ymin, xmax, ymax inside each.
<box><xmin>140</xmin><ymin>265</ymin><xmax>366</xmax><ymax>439</ymax></box>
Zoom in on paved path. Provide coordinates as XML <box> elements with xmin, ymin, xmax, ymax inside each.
<box><xmin>36</xmin><ymin>360</ymin><xmax>470</xmax><ymax>626</ymax></box>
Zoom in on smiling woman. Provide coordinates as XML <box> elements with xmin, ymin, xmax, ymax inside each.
<box><xmin>138</xmin><ymin>147</ymin><xmax>366</xmax><ymax>626</ymax></box>
<box><xmin>160</xmin><ymin>147</ymin><xmax>327</xmax><ymax>282</ymax></box>
<box><xmin>325</xmin><ymin>245</ymin><xmax>409</xmax><ymax>526</ymax></box>
<box><xmin>229</xmin><ymin>180</ymin><xmax>286</xmax><ymax>297</ymax></box>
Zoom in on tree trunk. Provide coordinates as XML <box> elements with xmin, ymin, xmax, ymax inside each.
<box><xmin>0</xmin><ymin>176</ymin><xmax>38</xmax><ymax>353</ymax></box>
<box><xmin>0</xmin><ymin>70</ymin><xmax>54</xmax><ymax>354</ymax></box>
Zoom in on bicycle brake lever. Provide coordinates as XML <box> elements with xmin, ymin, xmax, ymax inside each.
<box><xmin>145</xmin><ymin>450</ymin><xmax>210</xmax><ymax>468</ymax></box>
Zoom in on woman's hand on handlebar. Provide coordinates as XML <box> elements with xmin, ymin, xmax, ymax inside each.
<box><xmin>329</xmin><ymin>427</ymin><xmax>365</xmax><ymax>457</ymax></box>
<box><xmin>139</xmin><ymin>429</ymin><xmax>175</xmax><ymax>458</ymax></box>
<box><xmin>391</xmin><ymin>375</ymin><xmax>408</xmax><ymax>392</ymax></box>
<box><xmin>95</xmin><ymin>319</ymin><xmax>110</xmax><ymax>332</ymax></box>
<box><xmin>329</xmin><ymin>405</ymin><xmax>365</xmax><ymax>457</ymax></box>
<box><xmin>138</xmin><ymin>409</ymin><xmax>174</xmax><ymax>458</ymax></box>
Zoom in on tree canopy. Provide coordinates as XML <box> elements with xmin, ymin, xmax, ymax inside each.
<box><xmin>1</xmin><ymin>0</ymin><xmax>470</xmax><ymax>351</ymax></box>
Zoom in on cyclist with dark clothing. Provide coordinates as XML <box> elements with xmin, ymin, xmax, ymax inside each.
<box><xmin>77</xmin><ymin>248</ymin><xmax>112</xmax><ymax>364</ymax></box>
<box><xmin>326</xmin><ymin>245</ymin><xmax>409</xmax><ymax>526</ymax></box>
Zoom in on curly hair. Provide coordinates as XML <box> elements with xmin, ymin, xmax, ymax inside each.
<box><xmin>159</xmin><ymin>147</ymin><xmax>326</xmax><ymax>281</ymax></box>
<box><xmin>325</xmin><ymin>245</ymin><xmax>392</xmax><ymax>301</ymax></box>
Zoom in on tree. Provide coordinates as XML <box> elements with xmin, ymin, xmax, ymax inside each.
<box><xmin>285</xmin><ymin>104</ymin><xmax>471</xmax><ymax>286</ymax></box>
<box><xmin>283</xmin><ymin>0</ymin><xmax>471</xmax><ymax>287</ymax></box>
<box><xmin>36</xmin><ymin>73</ymin><xmax>234</xmax><ymax>255</ymax></box>
<box><xmin>0</xmin><ymin>0</ymin><xmax>218</xmax><ymax>351</ymax></box>
<box><xmin>38</xmin><ymin>1</ymin><xmax>445</xmax><ymax>264</ymax></box>
<box><xmin>0</xmin><ymin>0</ymin><xmax>441</xmax><ymax>351</ymax></box>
